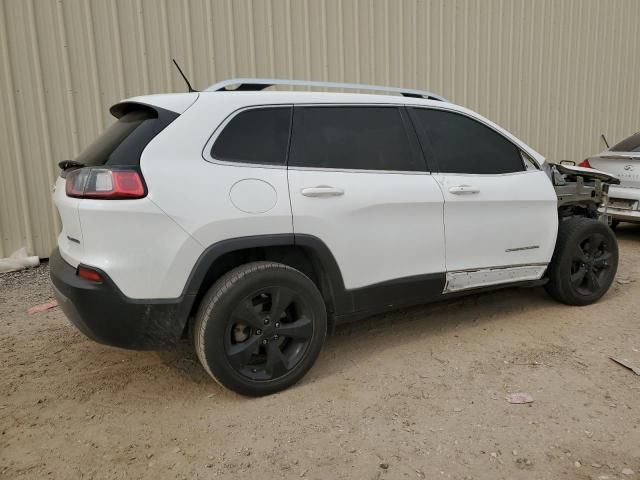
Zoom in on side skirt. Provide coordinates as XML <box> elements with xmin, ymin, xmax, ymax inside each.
<box><xmin>333</xmin><ymin>274</ymin><xmax>548</xmax><ymax>326</ymax></box>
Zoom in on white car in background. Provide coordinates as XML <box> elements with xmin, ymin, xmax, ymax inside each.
<box><xmin>583</xmin><ymin>132</ymin><xmax>640</xmax><ymax>228</ymax></box>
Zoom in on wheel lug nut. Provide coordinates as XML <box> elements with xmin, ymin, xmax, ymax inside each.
<box><xmin>256</xmin><ymin>329</ymin><xmax>262</xmax><ymax>335</ymax></box>
<box><xmin>275</xmin><ymin>322</ymin><xmax>280</xmax><ymax>328</ymax></box>
<box><xmin>262</xmin><ymin>339</ymin><xmax>268</xmax><ymax>345</ymax></box>
<box><xmin>273</xmin><ymin>334</ymin><xmax>279</xmax><ymax>340</ymax></box>
<box><xmin>264</xmin><ymin>318</ymin><xmax>270</xmax><ymax>325</ymax></box>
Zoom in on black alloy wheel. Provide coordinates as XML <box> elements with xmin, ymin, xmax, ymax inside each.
<box><xmin>569</xmin><ymin>232</ymin><xmax>614</xmax><ymax>296</ymax></box>
<box><xmin>194</xmin><ymin>261</ymin><xmax>327</xmax><ymax>396</ymax></box>
<box><xmin>224</xmin><ymin>287</ymin><xmax>314</xmax><ymax>381</ymax></box>
<box><xmin>545</xmin><ymin>217</ymin><xmax>618</xmax><ymax>305</ymax></box>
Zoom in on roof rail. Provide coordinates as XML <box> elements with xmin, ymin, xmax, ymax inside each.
<box><xmin>205</xmin><ymin>78</ymin><xmax>447</xmax><ymax>102</ymax></box>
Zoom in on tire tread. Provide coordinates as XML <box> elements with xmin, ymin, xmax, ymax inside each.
<box><xmin>545</xmin><ymin>217</ymin><xmax>618</xmax><ymax>305</ymax></box>
<box><xmin>193</xmin><ymin>261</ymin><xmax>324</xmax><ymax>395</ymax></box>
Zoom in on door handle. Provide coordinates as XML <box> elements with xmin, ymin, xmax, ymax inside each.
<box><xmin>300</xmin><ymin>186</ymin><xmax>344</xmax><ymax>198</ymax></box>
<box><xmin>449</xmin><ymin>185</ymin><xmax>480</xmax><ymax>195</ymax></box>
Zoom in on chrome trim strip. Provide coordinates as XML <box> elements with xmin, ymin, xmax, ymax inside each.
<box><xmin>444</xmin><ymin>264</ymin><xmax>547</xmax><ymax>293</ymax></box>
<box><xmin>505</xmin><ymin>245</ymin><xmax>540</xmax><ymax>252</ymax></box>
<box><xmin>287</xmin><ymin>166</ymin><xmax>430</xmax><ymax>175</ymax></box>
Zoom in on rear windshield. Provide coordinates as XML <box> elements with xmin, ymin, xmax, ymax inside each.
<box><xmin>610</xmin><ymin>132</ymin><xmax>640</xmax><ymax>152</ymax></box>
<box><xmin>75</xmin><ymin>104</ymin><xmax>179</xmax><ymax>166</ymax></box>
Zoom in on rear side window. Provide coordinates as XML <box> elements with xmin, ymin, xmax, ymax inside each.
<box><xmin>410</xmin><ymin>108</ymin><xmax>524</xmax><ymax>174</ymax></box>
<box><xmin>211</xmin><ymin>107</ymin><xmax>292</xmax><ymax>165</ymax></box>
<box><xmin>610</xmin><ymin>132</ymin><xmax>640</xmax><ymax>152</ymax></box>
<box><xmin>289</xmin><ymin>106</ymin><xmax>424</xmax><ymax>171</ymax></box>
<box><xmin>75</xmin><ymin>104</ymin><xmax>179</xmax><ymax>167</ymax></box>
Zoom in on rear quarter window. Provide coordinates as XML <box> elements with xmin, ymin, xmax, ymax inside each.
<box><xmin>74</xmin><ymin>104</ymin><xmax>179</xmax><ymax>167</ymax></box>
<box><xmin>210</xmin><ymin>107</ymin><xmax>293</xmax><ymax>165</ymax></box>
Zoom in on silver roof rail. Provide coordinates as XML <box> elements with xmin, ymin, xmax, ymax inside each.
<box><xmin>205</xmin><ymin>78</ymin><xmax>447</xmax><ymax>102</ymax></box>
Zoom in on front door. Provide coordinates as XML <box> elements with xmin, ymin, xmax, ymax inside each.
<box><xmin>409</xmin><ymin>107</ymin><xmax>558</xmax><ymax>292</ymax></box>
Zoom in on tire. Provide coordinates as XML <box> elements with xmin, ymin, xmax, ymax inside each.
<box><xmin>545</xmin><ymin>217</ymin><xmax>618</xmax><ymax>306</ymax></box>
<box><xmin>194</xmin><ymin>261</ymin><xmax>327</xmax><ymax>396</ymax></box>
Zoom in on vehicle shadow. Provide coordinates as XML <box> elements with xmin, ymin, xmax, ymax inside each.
<box><xmin>309</xmin><ymin>285</ymin><xmax>555</xmax><ymax>381</ymax></box>
<box><xmin>156</xmin><ymin>284</ymin><xmax>558</xmax><ymax>392</ymax></box>
<box><xmin>156</xmin><ymin>340</ymin><xmax>210</xmax><ymax>384</ymax></box>
<box><xmin>614</xmin><ymin>222</ymin><xmax>640</xmax><ymax>240</ymax></box>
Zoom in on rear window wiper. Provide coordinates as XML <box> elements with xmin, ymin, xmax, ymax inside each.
<box><xmin>58</xmin><ymin>160</ymin><xmax>85</xmax><ymax>171</ymax></box>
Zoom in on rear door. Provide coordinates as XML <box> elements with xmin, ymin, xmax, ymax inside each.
<box><xmin>409</xmin><ymin>107</ymin><xmax>558</xmax><ymax>292</ymax></box>
<box><xmin>287</xmin><ymin>105</ymin><xmax>446</xmax><ymax>299</ymax></box>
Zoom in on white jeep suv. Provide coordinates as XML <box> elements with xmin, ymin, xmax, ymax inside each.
<box><xmin>50</xmin><ymin>79</ymin><xmax>619</xmax><ymax>396</ymax></box>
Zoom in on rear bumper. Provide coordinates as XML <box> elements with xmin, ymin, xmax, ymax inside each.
<box><xmin>606</xmin><ymin>208</ymin><xmax>640</xmax><ymax>222</ymax></box>
<box><xmin>49</xmin><ymin>248</ymin><xmax>192</xmax><ymax>350</ymax></box>
<box><xmin>604</xmin><ymin>185</ymin><xmax>640</xmax><ymax>223</ymax></box>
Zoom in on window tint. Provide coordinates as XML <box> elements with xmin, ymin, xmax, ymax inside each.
<box><xmin>75</xmin><ymin>105</ymin><xmax>178</xmax><ymax>167</ymax></box>
<box><xmin>289</xmin><ymin>106</ymin><xmax>423</xmax><ymax>171</ymax></box>
<box><xmin>411</xmin><ymin>108</ymin><xmax>524</xmax><ymax>174</ymax></box>
<box><xmin>610</xmin><ymin>132</ymin><xmax>640</xmax><ymax>152</ymax></box>
<box><xmin>211</xmin><ymin>107</ymin><xmax>292</xmax><ymax>165</ymax></box>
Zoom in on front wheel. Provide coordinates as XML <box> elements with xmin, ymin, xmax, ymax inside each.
<box><xmin>194</xmin><ymin>261</ymin><xmax>327</xmax><ymax>396</ymax></box>
<box><xmin>545</xmin><ymin>217</ymin><xmax>618</xmax><ymax>305</ymax></box>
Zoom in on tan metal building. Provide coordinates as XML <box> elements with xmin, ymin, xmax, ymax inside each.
<box><xmin>1</xmin><ymin>0</ymin><xmax>639</xmax><ymax>258</ymax></box>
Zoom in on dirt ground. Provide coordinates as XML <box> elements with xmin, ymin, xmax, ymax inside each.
<box><xmin>1</xmin><ymin>228</ymin><xmax>639</xmax><ymax>480</ymax></box>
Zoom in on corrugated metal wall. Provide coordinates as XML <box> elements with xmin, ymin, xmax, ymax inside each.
<box><xmin>1</xmin><ymin>0</ymin><xmax>639</xmax><ymax>258</ymax></box>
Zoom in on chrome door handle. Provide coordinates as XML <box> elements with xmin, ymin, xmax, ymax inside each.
<box><xmin>301</xmin><ymin>186</ymin><xmax>344</xmax><ymax>197</ymax></box>
<box><xmin>449</xmin><ymin>185</ymin><xmax>480</xmax><ymax>194</ymax></box>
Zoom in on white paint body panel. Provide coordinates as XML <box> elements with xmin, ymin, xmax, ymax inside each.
<box><xmin>53</xmin><ymin>177</ymin><xmax>84</xmax><ymax>262</ymax></box>
<box><xmin>77</xmin><ymin>198</ymin><xmax>204</xmax><ymax>299</ymax></box>
<box><xmin>55</xmin><ymin>175</ymin><xmax>204</xmax><ymax>299</ymax></box>
<box><xmin>589</xmin><ymin>151</ymin><xmax>640</xmax><ymax>189</ymax></box>
<box><xmin>140</xmin><ymin>95</ymin><xmax>294</xmax><ymax>249</ymax></box>
<box><xmin>288</xmin><ymin>169</ymin><xmax>446</xmax><ymax>289</ymax></box>
<box><xmin>121</xmin><ymin>93</ymin><xmax>200</xmax><ymax>114</ymax></box>
<box><xmin>229</xmin><ymin>179</ymin><xmax>278</xmax><ymax>214</ymax></box>
<box><xmin>435</xmin><ymin>170</ymin><xmax>558</xmax><ymax>272</ymax></box>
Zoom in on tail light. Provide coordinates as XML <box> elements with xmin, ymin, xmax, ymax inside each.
<box><xmin>65</xmin><ymin>168</ymin><xmax>146</xmax><ymax>199</ymax></box>
<box><xmin>578</xmin><ymin>159</ymin><xmax>592</xmax><ymax>168</ymax></box>
<box><xmin>77</xmin><ymin>266</ymin><xmax>103</xmax><ymax>283</ymax></box>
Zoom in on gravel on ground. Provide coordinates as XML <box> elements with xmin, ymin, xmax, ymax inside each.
<box><xmin>1</xmin><ymin>226</ymin><xmax>640</xmax><ymax>479</ymax></box>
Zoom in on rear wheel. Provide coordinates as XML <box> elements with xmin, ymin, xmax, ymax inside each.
<box><xmin>194</xmin><ymin>261</ymin><xmax>327</xmax><ymax>396</ymax></box>
<box><xmin>545</xmin><ymin>217</ymin><xmax>618</xmax><ymax>305</ymax></box>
